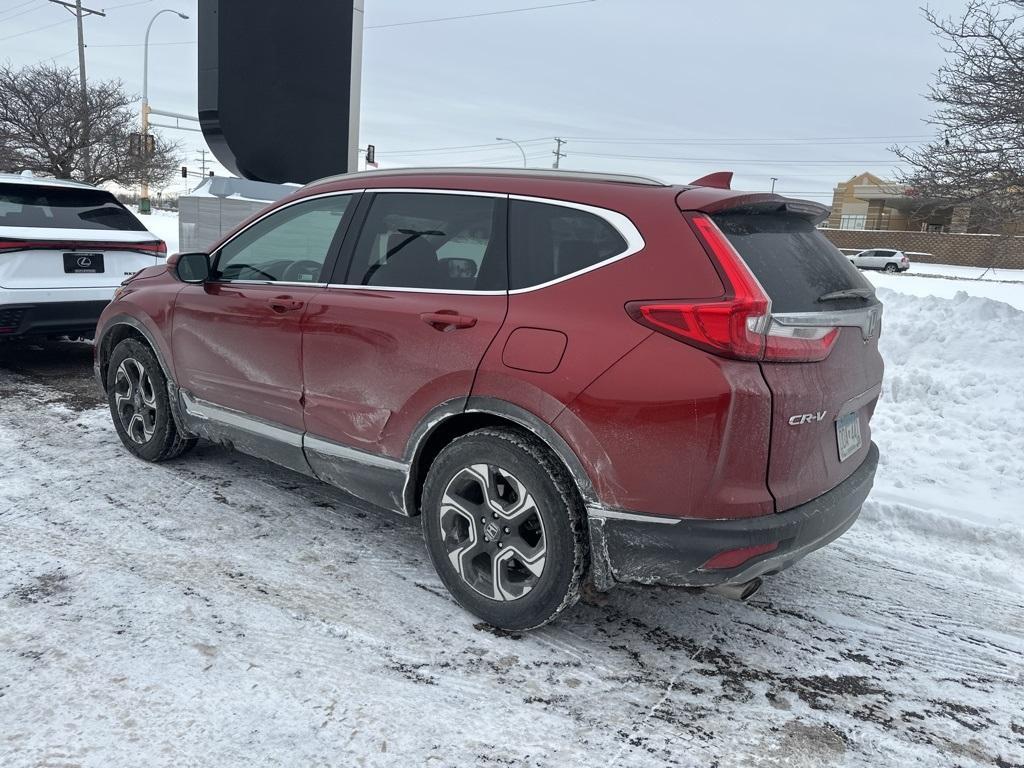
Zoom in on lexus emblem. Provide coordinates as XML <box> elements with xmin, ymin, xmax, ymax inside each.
<box><xmin>76</xmin><ymin>256</ymin><xmax>93</xmax><ymax>268</ymax></box>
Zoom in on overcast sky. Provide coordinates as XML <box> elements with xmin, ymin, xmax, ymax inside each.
<box><xmin>1</xmin><ymin>0</ymin><xmax>966</xmax><ymax>200</ymax></box>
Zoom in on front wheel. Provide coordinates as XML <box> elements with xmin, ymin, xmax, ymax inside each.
<box><xmin>107</xmin><ymin>338</ymin><xmax>196</xmax><ymax>462</ymax></box>
<box><xmin>421</xmin><ymin>427</ymin><xmax>588</xmax><ymax>630</ymax></box>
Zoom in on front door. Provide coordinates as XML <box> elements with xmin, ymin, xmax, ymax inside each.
<box><xmin>301</xmin><ymin>191</ymin><xmax>508</xmax><ymax>506</ymax></box>
<box><xmin>171</xmin><ymin>193</ymin><xmax>356</xmax><ymax>467</ymax></box>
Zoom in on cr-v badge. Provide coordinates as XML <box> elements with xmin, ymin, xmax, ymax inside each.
<box><xmin>789</xmin><ymin>411</ymin><xmax>827</xmax><ymax>425</ymax></box>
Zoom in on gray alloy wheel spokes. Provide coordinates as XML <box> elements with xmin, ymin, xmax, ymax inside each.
<box><xmin>114</xmin><ymin>357</ymin><xmax>158</xmax><ymax>445</ymax></box>
<box><xmin>439</xmin><ymin>463</ymin><xmax>547</xmax><ymax>602</ymax></box>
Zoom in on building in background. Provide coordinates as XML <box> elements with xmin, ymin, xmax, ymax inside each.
<box><xmin>821</xmin><ymin>172</ymin><xmax>1024</xmax><ymax>269</ymax></box>
<box><xmin>178</xmin><ymin>176</ymin><xmax>296</xmax><ymax>252</ymax></box>
<box><xmin>826</xmin><ymin>172</ymin><xmax>972</xmax><ymax>233</ymax></box>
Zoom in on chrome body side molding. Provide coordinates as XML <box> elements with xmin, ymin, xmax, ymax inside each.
<box><xmin>178</xmin><ymin>391</ymin><xmax>410</xmax><ymax>515</ymax></box>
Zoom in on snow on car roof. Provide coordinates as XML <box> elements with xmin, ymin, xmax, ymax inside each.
<box><xmin>0</xmin><ymin>172</ymin><xmax>99</xmax><ymax>190</ymax></box>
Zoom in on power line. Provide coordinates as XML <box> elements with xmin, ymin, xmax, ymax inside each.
<box><xmin>570</xmin><ymin>150</ymin><xmax>906</xmax><ymax>165</ymax></box>
<box><xmin>0</xmin><ymin>0</ymin><xmax>39</xmax><ymax>18</ymax></box>
<box><xmin>560</xmin><ymin>134</ymin><xmax>935</xmax><ymax>145</ymax></box>
<box><xmin>379</xmin><ymin>139</ymin><xmax>550</xmax><ymax>156</ymax></box>
<box><xmin>0</xmin><ymin>17</ymin><xmax>72</xmax><ymax>42</ymax></box>
<box><xmin>90</xmin><ymin>38</ymin><xmax>192</xmax><ymax>47</ymax></box>
<box><xmin>366</xmin><ymin>0</ymin><xmax>595</xmax><ymax>30</ymax></box>
<box><xmin>0</xmin><ymin>2</ymin><xmax>48</xmax><ymax>22</ymax></box>
<box><xmin>32</xmin><ymin>45</ymin><xmax>76</xmax><ymax>64</ymax></box>
<box><xmin>101</xmin><ymin>0</ymin><xmax>157</xmax><ymax>9</ymax></box>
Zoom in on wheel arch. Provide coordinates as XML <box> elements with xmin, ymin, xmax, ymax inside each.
<box><xmin>96</xmin><ymin>314</ymin><xmax>193</xmax><ymax>436</ymax></box>
<box><xmin>96</xmin><ymin>314</ymin><xmax>174</xmax><ymax>392</ymax></box>
<box><xmin>403</xmin><ymin>397</ymin><xmax>598</xmax><ymax>517</ymax></box>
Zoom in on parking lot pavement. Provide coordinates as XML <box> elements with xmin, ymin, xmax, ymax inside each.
<box><xmin>1</xmin><ymin>339</ymin><xmax>1022</xmax><ymax>768</ymax></box>
<box><xmin>0</xmin><ymin>338</ymin><xmax>102</xmax><ymax>412</ymax></box>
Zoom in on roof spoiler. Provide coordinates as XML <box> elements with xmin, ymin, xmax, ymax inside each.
<box><xmin>689</xmin><ymin>171</ymin><xmax>733</xmax><ymax>189</ymax></box>
<box><xmin>686</xmin><ymin>193</ymin><xmax>830</xmax><ymax>225</ymax></box>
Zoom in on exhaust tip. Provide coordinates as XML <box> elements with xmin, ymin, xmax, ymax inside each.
<box><xmin>739</xmin><ymin>577</ymin><xmax>763</xmax><ymax>601</ymax></box>
<box><xmin>706</xmin><ymin>577</ymin><xmax>763</xmax><ymax>602</ymax></box>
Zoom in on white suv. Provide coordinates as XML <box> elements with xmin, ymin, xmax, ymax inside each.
<box><xmin>0</xmin><ymin>172</ymin><xmax>166</xmax><ymax>339</ymax></box>
<box><xmin>849</xmin><ymin>248</ymin><xmax>910</xmax><ymax>273</ymax></box>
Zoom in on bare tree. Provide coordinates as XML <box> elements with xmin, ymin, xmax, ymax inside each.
<box><xmin>894</xmin><ymin>1</ymin><xmax>1024</xmax><ymax>234</ymax></box>
<box><xmin>0</xmin><ymin>62</ymin><xmax>181</xmax><ymax>189</ymax></box>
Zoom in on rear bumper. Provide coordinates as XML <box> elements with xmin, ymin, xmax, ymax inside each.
<box><xmin>0</xmin><ymin>300</ymin><xmax>109</xmax><ymax>338</ymax></box>
<box><xmin>588</xmin><ymin>442</ymin><xmax>879</xmax><ymax>590</ymax></box>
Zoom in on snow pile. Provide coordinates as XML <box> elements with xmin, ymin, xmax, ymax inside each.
<box><xmin>132</xmin><ymin>207</ymin><xmax>179</xmax><ymax>254</ymax></box>
<box><xmin>864</xmin><ymin>287</ymin><xmax>1024</xmax><ymax>590</ymax></box>
<box><xmin>865</xmin><ymin>269</ymin><xmax>1024</xmax><ymax>309</ymax></box>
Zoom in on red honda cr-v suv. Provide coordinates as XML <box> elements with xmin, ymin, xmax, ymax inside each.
<box><xmin>95</xmin><ymin>168</ymin><xmax>882</xmax><ymax>630</ymax></box>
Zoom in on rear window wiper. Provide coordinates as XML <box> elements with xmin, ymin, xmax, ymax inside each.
<box><xmin>817</xmin><ymin>287</ymin><xmax>875</xmax><ymax>302</ymax></box>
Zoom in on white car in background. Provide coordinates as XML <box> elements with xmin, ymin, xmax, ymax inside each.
<box><xmin>849</xmin><ymin>248</ymin><xmax>910</xmax><ymax>273</ymax></box>
<box><xmin>0</xmin><ymin>172</ymin><xmax>166</xmax><ymax>340</ymax></box>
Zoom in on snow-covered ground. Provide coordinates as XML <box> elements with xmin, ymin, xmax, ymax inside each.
<box><xmin>134</xmin><ymin>207</ymin><xmax>180</xmax><ymax>255</ymax></box>
<box><xmin>1</xmin><ymin>262</ymin><xmax>1022</xmax><ymax>766</ymax></box>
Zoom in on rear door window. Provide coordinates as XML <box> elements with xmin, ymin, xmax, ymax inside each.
<box><xmin>0</xmin><ymin>183</ymin><xmax>146</xmax><ymax>231</ymax></box>
<box><xmin>714</xmin><ymin>213</ymin><xmax>874</xmax><ymax>313</ymax></box>
<box><xmin>346</xmin><ymin>192</ymin><xmax>506</xmax><ymax>291</ymax></box>
<box><xmin>508</xmin><ymin>200</ymin><xmax>627</xmax><ymax>290</ymax></box>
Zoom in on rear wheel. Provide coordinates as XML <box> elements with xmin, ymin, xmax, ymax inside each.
<box><xmin>421</xmin><ymin>427</ymin><xmax>588</xmax><ymax>630</ymax></box>
<box><xmin>884</xmin><ymin>263</ymin><xmax>899</xmax><ymax>273</ymax></box>
<box><xmin>107</xmin><ymin>338</ymin><xmax>195</xmax><ymax>462</ymax></box>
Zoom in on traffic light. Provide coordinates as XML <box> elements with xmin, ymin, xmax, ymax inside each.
<box><xmin>181</xmin><ymin>166</ymin><xmax>188</xmax><ymax>178</ymax></box>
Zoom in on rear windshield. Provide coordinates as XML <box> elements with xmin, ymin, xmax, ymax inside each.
<box><xmin>714</xmin><ymin>213</ymin><xmax>874</xmax><ymax>313</ymax></box>
<box><xmin>0</xmin><ymin>183</ymin><xmax>146</xmax><ymax>231</ymax></box>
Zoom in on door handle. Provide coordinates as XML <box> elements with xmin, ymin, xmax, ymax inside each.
<box><xmin>268</xmin><ymin>297</ymin><xmax>305</xmax><ymax>313</ymax></box>
<box><xmin>419</xmin><ymin>311</ymin><xmax>477</xmax><ymax>331</ymax></box>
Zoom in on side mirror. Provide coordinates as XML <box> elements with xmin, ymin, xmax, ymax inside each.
<box><xmin>171</xmin><ymin>252</ymin><xmax>211</xmax><ymax>283</ymax></box>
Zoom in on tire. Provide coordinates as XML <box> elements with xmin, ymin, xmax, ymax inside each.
<box><xmin>106</xmin><ymin>338</ymin><xmax>196</xmax><ymax>462</ymax></box>
<box><xmin>421</xmin><ymin>427</ymin><xmax>588</xmax><ymax>630</ymax></box>
<box><xmin>884</xmin><ymin>263</ymin><xmax>899</xmax><ymax>273</ymax></box>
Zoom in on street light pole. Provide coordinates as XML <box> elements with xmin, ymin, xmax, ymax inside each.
<box><xmin>770</xmin><ymin>177</ymin><xmax>778</xmax><ymax>194</ymax></box>
<box><xmin>496</xmin><ymin>137</ymin><xmax>527</xmax><ymax>168</ymax></box>
<box><xmin>140</xmin><ymin>8</ymin><xmax>189</xmax><ymax>214</ymax></box>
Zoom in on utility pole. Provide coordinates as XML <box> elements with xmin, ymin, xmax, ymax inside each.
<box><xmin>196</xmin><ymin>149</ymin><xmax>210</xmax><ymax>176</ymax></box>
<box><xmin>552</xmin><ymin>137</ymin><xmax>567</xmax><ymax>169</ymax></box>
<box><xmin>49</xmin><ymin>0</ymin><xmax>105</xmax><ymax>183</ymax></box>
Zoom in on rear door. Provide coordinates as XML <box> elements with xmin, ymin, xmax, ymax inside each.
<box><xmin>870</xmin><ymin>249</ymin><xmax>894</xmax><ymax>269</ymax></box>
<box><xmin>0</xmin><ymin>183</ymin><xmax>163</xmax><ymax>289</ymax></box>
<box><xmin>713</xmin><ymin>211</ymin><xmax>884</xmax><ymax>511</ymax></box>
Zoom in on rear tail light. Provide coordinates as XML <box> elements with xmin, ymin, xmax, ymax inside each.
<box><xmin>0</xmin><ymin>239</ymin><xmax>32</xmax><ymax>254</ymax></box>
<box><xmin>0</xmin><ymin>238</ymin><xmax>165</xmax><ymax>255</ymax></box>
<box><xmin>626</xmin><ymin>214</ymin><xmax>839</xmax><ymax>363</ymax></box>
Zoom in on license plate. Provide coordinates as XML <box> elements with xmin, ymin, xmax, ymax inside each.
<box><xmin>64</xmin><ymin>252</ymin><xmax>104</xmax><ymax>273</ymax></box>
<box><xmin>836</xmin><ymin>411</ymin><xmax>862</xmax><ymax>462</ymax></box>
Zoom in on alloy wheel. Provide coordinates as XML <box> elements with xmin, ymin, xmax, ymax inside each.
<box><xmin>438</xmin><ymin>463</ymin><xmax>547</xmax><ymax>601</ymax></box>
<box><xmin>113</xmin><ymin>357</ymin><xmax>158</xmax><ymax>444</ymax></box>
